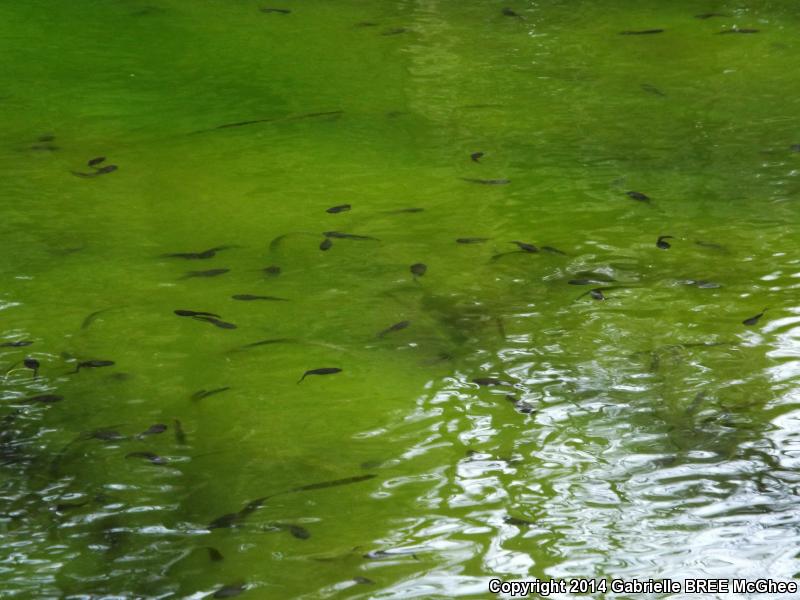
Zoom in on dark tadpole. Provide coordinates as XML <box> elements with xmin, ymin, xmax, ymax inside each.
<box><xmin>72</xmin><ymin>360</ymin><xmax>114</xmax><ymax>373</ymax></box>
<box><xmin>512</xmin><ymin>240</ymin><xmax>538</xmax><ymax>253</ymax></box>
<box><xmin>136</xmin><ymin>424</ymin><xmax>167</xmax><ymax>439</ymax></box>
<box><xmin>211</xmin><ymin>496</ymin><xmax>269</xmax><ymax>529</ymax></box>
<box><xmin>504</xmin><ymin>515</ymin><xmax>534</xmax><ymax>526</ymax></box>
<box><xmin>23</xmin><ymin>358</ymin><xmax>39</xmax><ymax>378</ymax></box>
<box><xmin>125</xmin><ymin>451</ymin><xmax>166</xmax><ymax>465</ymax></box>
<box><xmin>381</xmin><ymin>27</ymin><xmax>409</xmax><ymax>36</ymax></box>
<box><xmin>162</xmin><ymin>246</ymin><xmax>232</xmax><ymax>259</ymax></box>
<box><xmin>203</xmin><ymin>111</ymin><xmax>342</xmax><ymax>133</ymax></box>
<box><xmin>695</xmin><ymin>239</ymin><xmax>728</xmax><ymax>252</ymax></box>
<box><xmin>25</xmin><ymin>394</ymin><xmax>63</xmax><ymax>404</ymax></box>
<box><xmin>298</xmin><ymin>368</ymin><xmax>342</xmax><ymax>383</ymax></box>
<box><xmin>626</xmin><ymin>190</ymin><xmax>650</xmax><ymax>202</ymax></box>
<box><xmin>692</xmin><ymin>280</ymin><xmax>722</xmax><ymax>289</ymax></box>
<box><xmin>191</xmin><ymin>316</ymin><xmax>237</xmax><ymax>329</ymax></box>
<box><xmin>456</xmin><ymin>237</ymin><xmax>489</xmax><ymax>244</ymax></box>
<box><xmin>54</xmin><ymin>500</ymin><xmax>90</xmax><ymax>512</ymax></box>
<box><xmin>288</xmin><ymin>474</ymin><xmax>376</xmax><ymax>493</ymax></box>
<box><xmin>502</xmin><ymin>7</ymin><xmax>523</xmax><ymax>18</ymax></box>
<box><xmin>473</xmin><ymin>377</ymin><xmax>510</xmax><ymax>387</ymax></box>
<box><xmin>377</xmin><ymin>320</ymin><xmax>410</xmax><ymax>338</ymax></box>
<box><xmin>620</xmin><ymin>29</ymin><xmax>664</xmax><ymax>35</ymax></box>
<box><xmin>641</xmin><ymin>83</ymin><xmax>665</xmax><ymax>97</ymax></box>
<box><xmin>410</xmin><ymin>263</ymin><xmax>427</xmax><ymax>278</ymax></box>
<box><xmin>495</xmin><ymin>316</ymin><xmax>507</xmax><ymax>340</ymax></box>
<box><xmin>542</xmin><ymin>246</ymin><xmax>567</xmax><ymax>255</ymax></box>
<box><xmin>470</xmin><ymin>152</ymin><xmax>484</xmax><ymax>162</ymax></box>
<box><xmin>82</xmin><ymin>308</ymin><xmax>115</xmax><ymax>329</ymax></box>
<box><xmin>695</xmin><ymin>13</ymin><xmax>728</xmax><ymax>19</ymax></box>
<box><xmin>175</xmin><ymin>309</ymin><xmax>221</xmax><ymax>318</ymax></box>
<box><xmin>192</xmin><ymin>387</ymin><xmax>231</xmax><ymax>401</ymax></box>
<box><xmin>675</xmin><ymin>279</ymin><xmax>722</xmax><ymax>290</ymax></box>
<box><xmin>207</xmin><ymin>546</ymin><xmax>224</xmax><ymax>562</ymax></box>
<box><xmin>320</xmin><ymin>238</ymin><xmax>333</xmax><ymax>251</ymax></box>
<box><xmin>354</xmin><ymin>577</ymin><xmax>375</xmax><ymax>585</ymax></box>
<box><xmin>83</xmin><ymin>428</ymin><xmax>126</xmax><ymax>441</ymax></box>
<box><xmin>323</xmin><ymin>231</ymin><xmax>379</xmax><ymax>241</ymax></box>
<box><xmin>386</xmin><ymin>207</ymin><xmax>424</xmax><ymax>213</ymax></box>
<box><xmin>574</xmin><ymin>286</ymin><xmax>630</xmax><ymax>301</ymax></box>
<box><xmin>579</xmin><ymin>289</ymin><xmax>606</xmax><ymax>301</ymax></box>
<box><xmin>131</xmin><ymin>6</ymin><xmax>165</xmax><ymax>16</ymax></box>
<box><xmin>508</xmin><ymin>396</ymin><xmax>536</xmax><ymax>414</ymax></box>
<box><xmin>261</xmin><ymin>265</ymin><xmax>281</xmax><ymax>276</ymax></box>
<box><xmin>742</xmin><ymin>309</ymin><xmax>767</xmax><ymax>326</ymax></box>
<box><xmin>657</xmin><ymin>235</ymin><xmax>674</xmax><ymax>249</ymax></box>
<box><xmin>718</xmin><ymin>28</ymin><xmax>759</xmax><ymax>34</ymax></box>
<box><xmin>363</xmin><ymin>548</ymin><xmax>421</xmax><ymax>560</ymax></box>
<box><xmin>174</xmin><ymin>419</ymin><xmax>187</xmax><ymax>445</ymax></box>
<box><xmin>234</xmin><ymin>338</ymin><xmax>295</xmax><ymax>351</ymax></box>
<box><xmin>87</xmin><ymin>156</ymin><xmax>106</xmax><ymax>167</ymax></box>
<box><xmin>181</xmin><ymin>268</ymin><xmax>230</xmax><ymax>279</ymax></box>
<box><xmin>232</xmin><ymin>294</ymin><xmax>289</xmax><ymax>301</ymax></box>
<box><xmin>260</xmin><ymin>7</ymin><xmax>290</xmax><ymax>14</ymax></box>
<box><xmin>268</xmin><ymin>523</ymin><xmax>311</xmax><ymax>539</ymax></box>
<box><xmin>326</xmin><ymin>204</ymin><xmax>351</xmax><ymax>213</ymax></box>
<box><xmin>0</xmin><ymin>340</ymin><xmax>33</xmax><ymax>347</ymax></box>
<box><xmin>290</xmin><ymin>110</ymin><xmax>343</xmax><ymax>121</ymax></box>
<box><xmin>288</xmin><ymin>524</ymin><xmax>310</xmax><ymax>539</ymax></box>
<box><xmin>209</xmin><ymin>512</ymin><xmax>243</xmax><ymax>530</ymax></box>
<box><xmin>461</xmin><ymin>177</ymin><xmax>510</xmax><ymax>185</ymax></box>
<box><xmin>71</xmin><ymin>165</ymin><xmax>118</xmax><ymax>177</ymax></box>
<box><xmin>213</xmin><ymin>583</ymin><xmax>247</xmax><ymax>598</ymax></box>
<box><xmin>215</xmin><ymin>117</ymin><xmax>278</xmax><ymax>131</ymax></box>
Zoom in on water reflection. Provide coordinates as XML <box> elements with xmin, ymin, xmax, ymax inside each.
<box><xmin>359</xmin><ymin>299</ymin><xmax>800</xmax><ymax>593</ymax></box>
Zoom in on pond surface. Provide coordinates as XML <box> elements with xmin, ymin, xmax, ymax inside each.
<box><xmin>1</xmin><ymin>0</ymin><xmax>800</xmax><ymax>597</ymax></box>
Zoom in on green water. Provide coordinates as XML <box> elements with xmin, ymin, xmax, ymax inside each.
<box><xmin>2</xmin><ymin>0</ymin><xmax>800</xmax><ymax>597</ymax></box>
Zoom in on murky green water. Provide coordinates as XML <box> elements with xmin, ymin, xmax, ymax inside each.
<box><xmin>2</xmin><ymin>0</ymin><xmax>800</xmax><ymax>597</ymax></box>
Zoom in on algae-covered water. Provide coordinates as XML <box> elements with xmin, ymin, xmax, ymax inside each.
<box><xmin>2</xmin><ymin>0</ymin><xmax>800</xmax><ymax>597</ymax></box>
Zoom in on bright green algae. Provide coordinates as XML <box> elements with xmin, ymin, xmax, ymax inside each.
<box><xmin>1</xmin><ymin>0</ymin><xmax>800</xmax><ymax>597</ymax></box>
